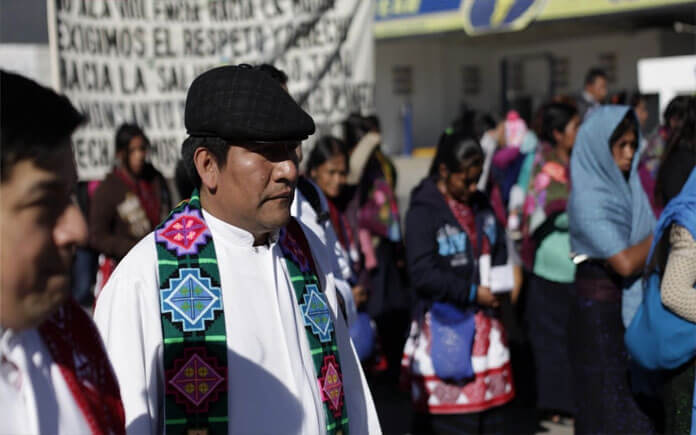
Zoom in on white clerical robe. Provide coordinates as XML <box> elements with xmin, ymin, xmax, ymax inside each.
<box><xmin>93</xmin><ymin>209</ymin><xmax>381</xmax><ymax>434</ymax></box>
<box><xmin>0</xmin><ymin>328</ymin><xmax>91</xmax><ymax>434</ymax></box>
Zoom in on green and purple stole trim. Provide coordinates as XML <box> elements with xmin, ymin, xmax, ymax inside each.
<box><xmin>155</xmin><ymin>191</ymin><xmax>228</xmax><ymax>435</ymax></box>
<box><xmin>280</xmin><ymin>218</ymin><xmax>350</xmax><ymax>435</ymax></box>
<box><xmin>155</xmin><ymin>189</ymin><xmax>348</xmax><ymax>434</ymax></box>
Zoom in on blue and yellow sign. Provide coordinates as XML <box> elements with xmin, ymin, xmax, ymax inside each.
<box><xmin>374</xmin><ymin>0</ymin><xmax>465</xmax><ymax>37</ymax></box>
<box><xmin>376</xmin><ymin>0</ymin><xmax>462</xmax><ymax>21</ymax></box>
<box><xmin>463</xmin><ymin>0</ymin><xmax>545</xmax><ymax>35</ymax></box>
<box><xmin>375</xmin><ymin>0</ymin><xmax>696</xmax><ymax>39</ymax></box>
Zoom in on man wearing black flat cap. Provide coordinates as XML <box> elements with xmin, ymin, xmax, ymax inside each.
<box><xmin>94</xmin><ymin>65</ymin><xmax>381</xmax><ymax>435</ymax></box>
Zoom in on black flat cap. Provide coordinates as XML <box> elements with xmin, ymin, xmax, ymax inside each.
<box><xmin>185</xmin><ymin>65</ymin><xmax>315</xmax><ymax>142</ymax></box>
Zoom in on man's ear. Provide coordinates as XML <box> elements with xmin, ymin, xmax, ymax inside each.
<box><xmin>193</xmin><ymin>147</ymin><xmax>220</xmax><ymax>193</ymax></box>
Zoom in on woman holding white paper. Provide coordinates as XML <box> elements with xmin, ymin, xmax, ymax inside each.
<box><xmin>402</xmin><ymin>125</ymin><xmax>514</xmax><ymax>434</ymax></box>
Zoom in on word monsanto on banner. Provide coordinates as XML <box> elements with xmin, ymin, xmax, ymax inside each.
<box><xmin>48</xmin><ymin>0</ymin><xmax>375</xmax><ymax>180</ymax></box>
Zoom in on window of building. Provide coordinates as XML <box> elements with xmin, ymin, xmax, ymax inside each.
<box><xmin>462</xmin><ymin>65</ymin><xmax>481</xmax><ymax>96</ymax></box>
<box><xmin>392</xmin><ymin>65</ymin><xmax>413</xmax><ymax>95</ymax></box>
<box><xmin>553</xmin><ymin>57</ymin><xmax>570</xmax><ymax>89</ymax></box>
<box><xmin>599</xmin><ymin>52</ymin><xmax>617</xmax><ymax>84</ymax></box>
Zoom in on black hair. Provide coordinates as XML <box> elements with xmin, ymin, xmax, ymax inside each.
<box><xmin>428</xmin><ymin>127</ymin><xmax>484</xmax><ymax>177</ymax></box>
<box><xmin>629</xmin><ymin>92</ymin><xmax>645</xmax><ymax>109</ymax></box>
<box><xmin>257</xmin><ymin>64</ymin><xmax>288</xmax><ymax>86</ymax></box>
<box><xmin>655</xmin><ymin>96</ymin><xmax>696</xmax><ymax>206</ymax></box>
<box><xmin>611</xmin><ymin>91</ymin><xmax>646</xmax><ymax>108</ymax></box>
<box><xmin>1</xmin><ymin>70</ymin><xmax>85</xmax><ymax>182</ymax></box>
<box><xmin>477</xmin><ymin>113</ymin><xmax>498</xmax><ymax>135</ymax></box>
<box><xmin>306</xmin><ymin>136</ymin><xmax>347</xmax><ymax>174</ymax></box>
<box><xmin>342</xmin><ymin>113</ymin><xmax>370</xmax><ymax>151</ymax></box>
<box><xmin>538</xmin><ymin>102</ymin><xmax>578</xmax><ymax>146</ymax></box>
<box><xmin>609</xmin><ymin>111</ymin><xmax>639</xmax><ymax>150</ymax></box>
<box><xmin>174</xmin><ymin>159</ymin><xmax>195</xmax><ymax>199</ymax></box>
<box><xmin>115</xmin><ymin>123</ymin><xmax>149</xmax><ymax>154</ymax></box>
<box><xmin>610</xmin><ymin>91</ymin><xmax>627</xmax><ymax>105</ymax></box>
<box><xmin>364</xmin><ymin>115</ymin><xmax>381</xmax><ymax>133</ymax></box>
<box><xmin>181</xmin><ymin>136</ymin><xmax>230</xmax><ymax>188</ymax></box>
<box><xmin>663</xmin><ymin>95</ymin><xmax>691</xmax><ymax>126</ymax></box>
<box><xmin>584</xmin><ymin>67</ymin><xmax>607</xmax><ymax>86</ymax></box>
<box><xmin>450</xmin><ymin>109</ymin><xmax>497</xmax><ymax>141</ymax></box>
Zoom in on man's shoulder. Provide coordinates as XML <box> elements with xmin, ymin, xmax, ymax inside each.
<box><xmin>118</xmin><ymin>232</ymin><xmax>158</xmax><ymax>269</ymax></box>
<box><xmin>99</xmin><ymin>232</ymin><xmax>158</xmax><ymax>299</ymax></box>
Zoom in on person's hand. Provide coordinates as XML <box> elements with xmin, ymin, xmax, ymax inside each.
<box><xmin>476</xmin><ymin>286</ymin><xmax>499</xmax><ymax>308</ymax></box>
<box><xmin>352</xmin><ymin>285</ymin><xmax>368</xmax><ymax>306</ymax></box>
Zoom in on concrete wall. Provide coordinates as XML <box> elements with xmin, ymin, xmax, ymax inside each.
<box><xmin>0</xmin><ymin>0</ymin><xmax>48</xmax><ymax>43</ymax></box>
<box><xmin>375</xmin><ymin>28</ymin><xmax>671</xmax><ymax>154</ymax></box>
<box><xmin>375</xmin><ymin>39</ymin><xmax>448</xmax><ymax>156</ymax></box>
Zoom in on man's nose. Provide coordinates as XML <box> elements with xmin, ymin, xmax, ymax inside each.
<box><xmin>54</xmin><ymin>203</ymin><xmax>88</xmax><ymax>249</ymax></box>
<box><xmin>275</xmin><ymin>154</ymin><xmax>299</xmax><ymax>184</ymax></box>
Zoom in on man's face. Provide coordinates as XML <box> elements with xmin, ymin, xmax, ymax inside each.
<box><xmin>0</xmin><ymin>142</ymin><xmax>87</xmax><ymax>330</ymax></box>
<box><xmin>214</xmin><ymin>141</ymin><xmax>300</xmax><ymax>237</ymax></box>
<box><xmin>587</xmin><ymin>76</ymin><xmax>608</xmax><ymax>103</ymax></box>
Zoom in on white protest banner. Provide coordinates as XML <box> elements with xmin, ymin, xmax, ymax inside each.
<box><xmin>48</xmin><ymin>0</ymin><xmax>375</xmax><ymax>180</ymax></box>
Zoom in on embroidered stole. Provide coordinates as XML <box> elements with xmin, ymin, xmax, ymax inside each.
<box><xmin>38</xmin><ymin>298</ymin><xmax>126</xmax><ymax>435</ymax></box>
<box><xmin>280</xmin><ymin>218</ymin><xmax>350</xmax><ymax>435</ymax></box>
<box><xmin>155</xmin><ymin>190</ymin><xmax>349</xmax><ymax>434</ymax></box>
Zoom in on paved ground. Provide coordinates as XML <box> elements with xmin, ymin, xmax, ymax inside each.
<box><xmin>369</xmin><ymin>378</ymin><xmax>575</xmax><ymax>435</ymax></box>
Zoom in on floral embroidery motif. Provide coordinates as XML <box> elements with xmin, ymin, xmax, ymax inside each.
<box><xmin>156</xmin><ymin>208</ymin><xmax>210</xmax><ymax>255</ymax></box>
<box><xmin>161</xmin><ymin>268</ymin><xmax>222</xmax><ymax>332</ymax></box>
<box><xmin>301</xmin><ymin>284</ymin><xmax>334</xmax><ymax>343</ymax></box>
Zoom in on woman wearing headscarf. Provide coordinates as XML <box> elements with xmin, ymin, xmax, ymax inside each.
<box><xmin>521</xmin><ymin>102</ymin><xmax>580</xmax><ymax>424</ymax></box>
<box><xmin>567</xmin><ymin>106</ymin><xmax>657</xmax><ymax>433</ymax></box>
<box><xmin>402</xmin><ymin>127</ymin><xmax>514</xmax><ymax>434</ymax></box>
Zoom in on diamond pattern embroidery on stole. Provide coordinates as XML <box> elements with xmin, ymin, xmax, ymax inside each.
<box><xmin>278</xmin><ymin>218</ymin><xmax>349</xmax><ymax>433</ymax></box>
<box><xmin>161</xmin><ymin>268</ymin><xmax>222</xmax><ymax>332</ymax></box>
<box><xmin>156</xmin><ymin>209</ymin><xmax>210</xmax><ymax>256</ymax></box>
<box><xmin>301</xmin><ymin>284</ymin><xmax>334</xmax><ymax>343</ymax></box>
<box><xmin>157</xmin><ymin>192</ymin><xmax>228</xmax><ymax>434</ymax></box>
<box><xmin>318</xmin><ymin>355</ymin><xmax>344</xmax><ymax>417</ymax></box>
<box><xmin>167</xmin><ymin>348</ymin><xmax>226</xmax><ymax>413</ymax></box>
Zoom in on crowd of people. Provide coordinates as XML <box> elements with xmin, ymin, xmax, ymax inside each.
<box><xmin>1</xmin><ymin>62</ymin><xmax>695</xmax><ymax>435</ymax></box>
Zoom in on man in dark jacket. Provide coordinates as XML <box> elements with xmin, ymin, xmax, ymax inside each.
<box><xmin>576</xmin><ymin>67</ymin><xmax>608</xmax><ymax>121</ymax></box>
